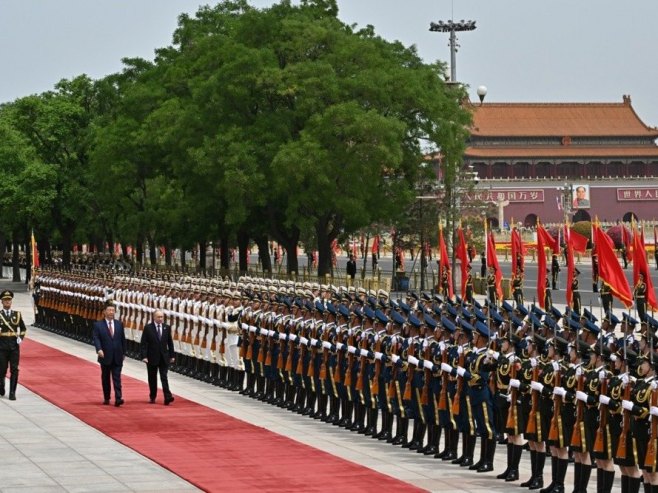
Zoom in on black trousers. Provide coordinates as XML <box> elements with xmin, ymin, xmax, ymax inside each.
<box><xmin>147</xmin><ymin>360</ymin><xmax>172</xmax><ymax>400</ymax></box>
<box><xmin>0</xmin><ymin>341</ymin><xmax>20</xmax><ymax>379</ymax></box>
<box><xmin>100</xmin><ymin>363</ymin><xmax>123</xmax><ymax>401</ymax></box>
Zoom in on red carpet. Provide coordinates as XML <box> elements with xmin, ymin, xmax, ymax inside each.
<box><xmin>20</xmin><ymin>339</ymin><xmax>425</xmax><ymax>493</ymax></box>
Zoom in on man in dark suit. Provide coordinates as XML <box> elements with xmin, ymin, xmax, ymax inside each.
<box><xmin>92</xmin><ymin>301</ymin><xmax>126</xmax><ymax>406</ymax></box>
<box><xmin>346</xmin><ymin>254</ymin><xmax>357</xmax><ymax>282</ymax></box>
<box><xmin>141</xmin><ymin>309</ymin><xmax>175</xmax><ymax>405</ymax></box>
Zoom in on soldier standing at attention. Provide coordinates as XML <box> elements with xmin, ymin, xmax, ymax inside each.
<box><xmin>634</xmin><ymin>272</ymin><xmax>647</xmax><ymax>322</ymax></box>
<box><xmin>0</xmin><ymin>290</ymin><xmax>27</xmax><ymax>401</ymax></box>
<box><xmin>572</xmin><ymin>268</ymin><xmax>582</xmax><ymax>315</ymax></box>
<box><xmin>551</xmin><ymin>254</ymin><xmax>560</xmax><ymax>290</ymax></box>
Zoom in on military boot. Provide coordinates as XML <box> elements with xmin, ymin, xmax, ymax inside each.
<box><xmin>392</xmin><ymin>417</ymin><xmax>409</xmax><ymax>446</ymax></box>
<box><xmin>9</xmin><ymin>373</ymin><xmax>18</xmax><ymax>401</ymax></box>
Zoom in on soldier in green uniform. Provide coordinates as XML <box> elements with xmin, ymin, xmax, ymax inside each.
<box><xmin>0</xmin><ymin>290</ymin><xmax>28</xmax><ymax>400</ymax></box>
<box><xmin>634</xmin><ymin>273</ymin><xmax>647</xmax><ymax>322</ymax></box>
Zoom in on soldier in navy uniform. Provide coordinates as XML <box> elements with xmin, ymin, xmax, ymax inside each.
<box><xmin>436</xmin><ymin>316</ymin><xmax>457</xmax><ymax>460</ymax></box>
<box><xmin>0</xmin><ymin>290</ymin><xmax>27</xmax><ymax>400</ymax></box>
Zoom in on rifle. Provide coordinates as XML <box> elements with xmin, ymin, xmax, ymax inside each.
<box><xmin>295</xmin><ymin>323</ymin><xmax>306</xmax><ymax>376</ymax></box>
<box><xmin>371</xmin><ymin>334</ymin><xmax>383</xmax><ymax>395</ymax></box>
<box><xmin>245</xmin><ymin>314</ymin><xmax>255</xmax><ymax>361</ymax></box>
<box><xmin>264</xmin><ymin>319</ymin><xmax>274</xmax><ymax>367</ymax></box>
<box><xmin>526</xmin><ymin>365</ymin><xmax>540</xmax><ymax>435</ymax></box>
<box><xmin>355</xmin><ymin>332</ymin><xmax>368</xmax><ymax>393</ymax></box>
<box><xmin>344</xmin><ymin>331</ymin><xmax>355</xmax><ymax>387</ymax></box>
<box><xmin>451</xmin><ymin>348</ymin><xmax>465</xmax><ymax>416</ymax></box>
<box><xmin>505</xmin><ymin>357</ymin><xmax>518</xmax><ymax>431</ymax></box>
<box><xmin>387</xmin><ymin>338</ymin><xmax>399</xmax><ymax>399</ymax></box>
<box><xmin>645</xmin><ymin>386</ymin><xmax>658</xmax><ymax>468</ymax></box>
<box><xmin>403</xmin><ymin>340</ymin><xmax>416</xmax><ymax>401</ymax></box>
<box><xmin>437</xmin><ymin>342</ymin><xmax>449</xmax><ymax>411</ymax></box>
<box><xmin>421</xmin><ymin>343</ymin><xmax>431</xmax><ymax>406</ymax></box>
<box><xmin>277</xmin><ymin>322</ymin><xmax>286</xmax><ymax>371</ymax></box>
<box><xmin>319</xmin><ymin>324</ymin><xmax>330</xmax><ymax>380</ymax></box>
<box><xmin>593</xmin><ymin>375</ymin><xmax>608</xmax><ymax>453</ymax></box>
<box><xmin>570</xmin><ymin>373</ymin><xmax>585</xmax><ymax>449</ymax></box>
<box><xmin>306</xmin><ymin>322</ymin><xmax>317</xmax><ymax>378</ymax></box>
<box><xmin>616</xmin><ymin>378</ymin><xmax>632</xmax><ymax>459</ymax></box>
<box><xmin>548</xmin><ymin>368</ymin><xmax>562</xmax><ymax>442</ymax></box>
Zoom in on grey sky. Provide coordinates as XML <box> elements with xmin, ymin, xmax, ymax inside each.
<box><xmin>2</xmin><ymin>1</ymin><xmax>657</xmax><ymax>126</ymax></box>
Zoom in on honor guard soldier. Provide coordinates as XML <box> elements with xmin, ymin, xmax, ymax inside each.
<box><xmin>551</xmin><ymin>254</ymin><xmax>561</xmax><ymax>290</ymax></box>
<box><xmin>572</xmin><ymin>268</ymin><xmax>582</xmax><ymax>315</ymax></box>
<box><xmin>600</xmin><ymin>281</ymin><xmax>613</xmax><ymax>316</ymax></box>
<box><xmin>465</xmin><ymin>268</ymin><xmax>474</xmax><ymax>305</ymax></box>
<box><xmin>511</xmin><ymin>272</ymin><xmax>523</xmax><ymax>308</ymax></box>
<box><xmin>487</xmin><ymin>267</ymin><xmax>498</xmax><ymax>306</ymax></box>
<box><xmin>0</xmin><ymin>290</ymin><xmax>27</xmax><ymax>400</ymax></box>
<box><xmin>634</xmin><ymin>273</ymin><xmax>647</xmax><ymax>323</ymax></box>
<box><xmin>544</xmin><ymin>274</ymin><xmax>553</xmax><ymax>312</ymax></box>
<box><xmin>592</xmin><ymin>251</ymin><xmax>600</xmax><ymax>292</ymax></box>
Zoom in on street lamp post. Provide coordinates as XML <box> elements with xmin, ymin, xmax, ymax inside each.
<box><xmin>556</xmin><ymin>183</ymin><xmax>573</xmax><ymax>223</ymax></box>
<box><xmin>429</xmin><ymin>20</ymin><xmax>477</xmax><ymax>84</ymax></box>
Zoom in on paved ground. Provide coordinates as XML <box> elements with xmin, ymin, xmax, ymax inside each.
<box><xmin>0</xmin><ymin>280</ymin><xmax>623</xmax><ymax>492</ymax></box>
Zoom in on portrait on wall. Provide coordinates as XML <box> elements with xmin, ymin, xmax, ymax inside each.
<box><xmin>572</xmin><ymin>184</ymin><xmax>590</xmax><ymax>209</ymax></box>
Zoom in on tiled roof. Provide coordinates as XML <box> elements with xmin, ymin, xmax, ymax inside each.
<box><xmin>470</xmin><ymin>98</ymin><xmax>658</xmax><ymax>138</ymax></box>
<box><xmin>466</xmin><ymin>146</ymin><xmax>658</xmax><ymax>159</ymax></box>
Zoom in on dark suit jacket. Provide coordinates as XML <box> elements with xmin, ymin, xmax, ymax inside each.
<box><xmin>140</xmin><ymin>322</ymin><xmax>175</xmax><ymax>365</ymax></box>
<box><xmin>92</xmin><ymin>319</ymin><xmax>126</xmax><ymax>366</ymax></box>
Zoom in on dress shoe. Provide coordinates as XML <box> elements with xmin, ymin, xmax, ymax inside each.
<box><xmin>469</xmin><ymin>459</ymin><xmax>484</xmax><ymax>470</ymax></box>
<box><xmin>520</xmin><ymin>477</ymin><xmax>535</xmax><ymax>487</ymax></box>
<box><xmin>497</xmin><ymin>468</ymin><xmax>511</xmax><ymax>480</ymax></box>
<box><xmin>103</xmin><ymin>399</ymin><xmax>110</xmax><ymax>405</ymax></box>
<box><xmin>451</xmin><ymin>455</ymin><xmax>465</xmax><ymax>465</ymax></box>
<box><xmin>149</xmin><ymin>398</ymin><xmax>156</xmax><ymax>404</ymax></box>
<box><xmin>0</xmin><ymin>386</ymin><xmax>4</xmax><ymax>396</ymax></box>
<box><xmin>460</xmin><ymin>457</ymin><xmax>474</xmax><ymax>468</ymax></box>
<box><xmin>164</xmin><ymin>397</ymin><xmax>175</xmax><ymax>406</ymax></box>
<box><xmin>115</xmin><ymin>399</ymin><xmax>125</xmax><ymax>407</ymax></box>
<box><xmin>504</xmin><ymin>470</ymin><xmax>519</xmax><ymax>482</ymax></box>
<box><xmin>9</xmin><ymin>393</ymin><xmax>16</xmax><ymax>401</ymax></box>
<box><xmin>477</xmin><ymin>463</ymin><xmax>494</xmax><ymax>473</ymax></box>
<box><xmin>442</xmin><ymin>451</ymin><xmax>457</xmax><ymax>461</ymax></box>
<box><xmin>527</xmin><ymin>477</ymin><xmax>543</xmax><ymax>490</ymax></box>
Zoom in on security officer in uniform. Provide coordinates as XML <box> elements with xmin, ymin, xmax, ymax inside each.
<box><xmin>487</xmin><ymin>267</ymin><xmax>498</xmax><ymax>306</ymax></box>
<box><xmin>572</xmin><ymin>268</ymin><xmax>582</xmax><ymax>315</ymax></box>
<box><xmin>634</xmin><ymin>273</ymin><xmax>647</xmax><ymax>322</ymax></box>
<box><xmin>0</xmin><ymin>290</ymin><xmax>28</xmax><ymax>400</ymax></box>
<box><xmin>551</xmin><ymin>254</ymin><xmax>560</xmax><ymax>290</ymax></box>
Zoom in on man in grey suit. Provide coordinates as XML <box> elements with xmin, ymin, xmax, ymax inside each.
<box><xmin>92</xmin><ymin>301</ymin><xmax>126</xmax><ymax>406</ymax></box>
<box><xmin>141</xmin><ymin>309</ymin><xmax>175</xmax><ymax>405</ymax></box>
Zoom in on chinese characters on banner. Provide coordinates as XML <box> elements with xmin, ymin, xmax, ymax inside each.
<box><xmin>617</xmin><ymin>188</ymin><xmax>658</xmax><ymax>201</ymax></box>
<box><xmin>463</xmin><ymin>189</ymin><xmax>545</xmax><ymax>203</ymax></box>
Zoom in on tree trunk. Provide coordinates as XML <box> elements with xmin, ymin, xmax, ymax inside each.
<box><xmin>316</xmin><ymin>218</ymin><xmax>337</xmax><ymax>278</ymax></box>
<box><xmin>12</xmin><ymin>236</ymin><xmax>21</xmax><ymax>282</ymax></box>
<box><xmin>220</xmin><ymin>234</ymin><xmax>230</xmax><ymax>271</ymax></box>
<box><xmin>121</xmin><ymin>242</ymin><xmax>128</xmax><ymax>258</ymax></box>
<box><xmin>281</xmin><ymin>232</ymin><xmax>300</xmax><ymax>276</ymax></box>
<box><xmin>0</xmin><ymin>232</ymin><xmax>5</xmax><ymax>279</ymax></box>
<box><xmin>62</xmin><ymin>228</ymin><xmax>73</xmax><ymax>269</ymax></box>
<box><xmin>165</xmin><ymin>244</ymin><xmax>172</xmax><ymax>266</ymax></box>
<box><xmin>136</xmin><ymin>241</ymin><xmax>144</xmax><ymax>266</ymax></box>
<box><xmin>149</xmin><ymin>241</ymin><xmax>157</xmax><ymax>266</ymax></box>
<box><xmin>25</xmin><ymin>239</ymin><xmax>31</xmax><ymax>284</ymax></box>
<box><xmin>180</xmin><ymin>248</ymin><xmax>186</xmax><ymax>269</ymax></box>
<box><xmin>255</xmin><ymin>235</ymin><xmax>272</xmax><ymax>274</ymax></box>
<box><xmin>237</xmin><ymin>231</ymin><xmax>249</xmax><ymax>275</ymax></box>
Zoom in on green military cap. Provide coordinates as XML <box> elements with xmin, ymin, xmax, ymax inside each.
<box><xmin>1</xmin><ymin>290</ymin><xmax>14</xmax><ymax>300</ymax></box>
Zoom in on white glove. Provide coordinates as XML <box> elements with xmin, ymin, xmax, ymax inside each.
<box><xmin>509</xmin><ymin>378</ymin><xmax>521</xmax><ymax>389</ymax></box>
<box><xmin>506</xmin><ymin>394</ymin><xmax>512</xmax><ymax>403</ymax></box>
<box><xmin>599</xmin><ymin>395</ymin><xmax>611</xmax><ymax>406</ymax></box>
<box><xmin>652</xmin><ymin>381</ymin><xmax>658</xmax><ymax>391</ymax></box>
<box><xmin>651</xmin><ymin>406</ymin><xmax>658</xmax><ymax>417</ymax></box>
<box><xmin>279</xmin><ymin>333</ymin><xmax>288</xmax><ymax>341</ymax></box>
<box><xmin>621</xmin><ymin>374</ymin><xmax>629</xmax><ymax>385</ymax></box>
<box><xmin>408</xmin><ymin>356</ymin><xmax>420</xmax><ymax>366</ymax></box>
<box><xmin>575</xmin><ymin>391</ymin><xmax>588</xmax><ymax>402</ymax></box>
<box><xmin>610</xmin><ymin>354</ymin><xmax>618</xmax><ymax>362</ymax></box>
<box><xmin>457</xmin><ymin>367</ymin><xmax>466</xmax><ymax>377</ymax></box>
<box><xmin>299</xmin><ymin>337</ymin><xmax>309</xmax><ymax>346</ymax></box>
<box><xmin>438</xmin><ymin>342</ymin><xmax>446</xmax><ymax>352</ymax></box>
<box><xmin>441</xmin><ymin>363</ymin><xmax>452</xmax><ymax>373</ymax></box>
<box><xmin>375</xmin><ymin>351</ymin><xmax>383</xmax><ymax>361</ymax></box>
<box><xmin>423</xmin><ymin>360</ymin><xmax>435</xmax><ymax>370</ymax></box>
<box><xmin>359</xmin><ymin>349</ymin><xmax>370</xmax><ymax>357</ymax></box>
<box><xmin>530</xmin><ymin>381</ymin><xmax>544</xmax><ymax>393</ymax></box>
<box><xmin>621</xmin><ymin>400</ymin><xmax>634</xmax><ymax>412</ymax></box>
<box><xmin>391</xmin><ymin>354</ymin><xmax>400</xmax><ymax>364</ymax></box>
<box><xmin>268</xmin><ymin>330</ymin><xmax>275</xmax><ymax>338</ymax></box>
<box><xmin>553</xmin><ymin>386</ymin><xmax>567</xmax><ymax>398</ymax></box>
<box><xmin>336</xmin><ymin>342</ymin><xmax>344</xmax><ymax>350</ymax></box>
<box><xmin>530</xmin><ymin>357</ymin><xmax>537</xmax><ymax>368</ymax></box>
<box><xmin>488</xmin><ymin>350</ymin><xmax>499</xmax><ymax>360</ymax></box>
<box><xmin>322</xmin><ymin>341</ymin><xmax>332</xmax><ymax>350</ymax></box>
<box><xmin>347</xmin><ymin>346</ymin><xmax>357</xmax><ymax>354</ymax></box>
<box><xmin>457</xmin><ymin>345</ymin><xmax>464</xmax><ymax>355</ymax></box>
<box><xmin>576</xmin><ymin>366</ymin><xmax>582</xmax><ymax>376</ymax></box>
<box><xmin>552</xmin><ymin>361</ymin><xmax>560</xmax><ymax>372</ymax></box>
<box><xmin>598</xmin><ymin>370</ymin><xmax>606</xmax><ymax>380</ymax></box>
<box><xmin>310</xmin><ymin>338</ymin><xmax>318</xmax><ymax>347</ymax></box>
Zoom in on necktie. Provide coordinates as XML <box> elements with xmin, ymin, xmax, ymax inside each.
<box><xmin>157</xmin><ymin>324</ymin><xmax>162</xmax><ymax>340</ymax></box>
<box><xmin>108</xmin><ymin>320</ymin><xmax>114</xmax><ymax>338</ymax></box>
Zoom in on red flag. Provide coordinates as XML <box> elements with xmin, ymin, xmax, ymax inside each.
<box><xmin>439</xmin><ymin>226</ymin><xmax>454</xmax><ymax>299</ymax></box>
<box><xmin>371</xmin><ymin>235</ymin><xmax>380</xmax><ymax>254</ymax></box>
<box><xmin>537</xmin><ymin>226</ymin><xmax>558</xmax><ymax>254</ymax></box>
<box><xmin>511</xmin><ymin>227</ymin><xmax>525</xmax><ymax>276</ymax></box>
<box><xmin>486</xmin><ymin>228</ymin><xmax>503</xmax><ymax>301</ymax></box>
<box><xmin>536</xmin><ymin>225</ymin><xmax>548</xmax><ymax>308</ymax></box>
<box><xmin>633</xmin><ymin>223</ymin><xmax>658</xmax><ymax>312</ymax></box>
<box><xmin>595</xmin><ymin>223</ymin><xmax>633</xmax><ymax>308</ymax></box>
<box><xmin>455</xmin><ymin>226</ymin><xmax>470</xmax><ymax>299</ymax></box>
<box><xmin>31</xmin><ymin>231</ymin><xmax>40</xmax><ymax>269</ymax></box>
<box><xmin>564</xmin><ymin>225</ymin><xmax>575</xmax><ymax>309</ymax></box>
<box><xmin>569</xmin><ymin>229</ymin><xmax>589</xmax><ymax>254</ymax></box>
